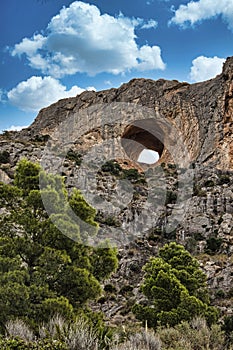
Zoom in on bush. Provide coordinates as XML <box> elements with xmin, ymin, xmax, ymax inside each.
<box><xmin>158</xmin><ymin>317</ymin><xmax>225</xmax><ymax>350</ymax></box>
<box><xmin>165</xmin><ymin>190</ymin><xmax>177</xmax><ymax>205</ymax></box>
<box><xmin>33</xmin><ymin>134</ymin><xmax>50</xmax><ymax>143</ymax></box>
<box><xmin>103</xmin><ymin>216</ymin><xmax>121</xmax><ymax>227</ymax></box>
<box><xmin>133</xmin><ymin>242</ymin><xmax>218</xmax><ymax>328</ymax></box>
<box><xmin>122</xmin><ymin>169</ymin><xmax>140</xmax><ymax>181</ymax></box>
<box><xmin>0</xmin><ymin>150</ymin><xmax>10</xmax><ymax>164</ymax></box>
<box><xmin>65</xmin><ymin>150</ymin><xmax>82</xmax><ymax>166</ymax></box>
<box><xmin>218</xmin><ymin>175</ymin><xmax>230</xmax><ymax>185</ymax></box>
<box><xmin>101</xmin><ymin>160</ymin><xmax>122</xmax><ymax>176</ymax></box>
<box><xmin>193</xmin><ymin>184</ymin><xmax>207</xmax><ymax>197</ymax></box>
<box><xmin>104</xmin><ymin>284</ymin><xmax>117</xmax><ymax>293</ymax></box>
<box><xmin>204</xmin><ymin>180</ymin><xmax>215</xmax><ymax>187</ymax></box>
<box><xmin>205</xmin><ymin>237</ymin><xmax>223</xmax><ymax>255</ymax></box>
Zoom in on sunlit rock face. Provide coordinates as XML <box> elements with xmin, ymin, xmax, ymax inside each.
<box><xmin>17</xmin><ymin>57</ymin><xmax>233</xmax><ymax>170</ymax></box>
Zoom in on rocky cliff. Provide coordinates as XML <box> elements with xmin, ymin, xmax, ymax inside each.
<box><xmin>0</xmin><ymin>56</ymin><xmax>233</xmax><ymax>324</ymax></box>
<box><xmin>17</xmin><ymin>56</ymin><xmax>233</xmax><ymax>170</ymax></box>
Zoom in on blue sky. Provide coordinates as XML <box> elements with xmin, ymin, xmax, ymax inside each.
<box><xmin>0</xmin><ymin>0</ymin><xmax>232</xmax><ymax>132</ymax></box>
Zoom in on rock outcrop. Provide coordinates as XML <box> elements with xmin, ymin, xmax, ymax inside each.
<box><xmin>17</xmin><ymin>56</ymin><xmax>233</xmax><ymax>170</ymax></box>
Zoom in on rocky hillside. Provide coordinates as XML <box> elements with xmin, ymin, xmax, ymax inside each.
<box><xmin>0</xmin><ymin>56</ymin><xmax>233</xmax><ymax>325</ymax></box>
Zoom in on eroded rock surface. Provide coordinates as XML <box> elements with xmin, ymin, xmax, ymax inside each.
<box><xmin>16</xmin><ymin>56</ymin><xmax>233</xmax><ymax>170</ymax></box>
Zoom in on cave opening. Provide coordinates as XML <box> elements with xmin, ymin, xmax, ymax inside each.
<box><xmin>121</xmin><ymin>119</ymin><xmax>164</xmax><ymax>165</ymax></box>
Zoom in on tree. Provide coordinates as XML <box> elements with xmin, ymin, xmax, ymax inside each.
<box><xmin>0</xmin><ymin>159</ymin><xmax>118</xmax><ymax>329</ymax></box>
<box><xmin>14</xmin><ymin>158</ymin><xmax>41</xmax><ymax>195</ymax></box>
<box><xmin>133</xmin><ymin>242</ymin><xmax>218</xmax><ymax>328</ymax></box>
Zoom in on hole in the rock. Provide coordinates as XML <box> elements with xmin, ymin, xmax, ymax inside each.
<box><xmin>121</xmin><ymin>119</ymin><xmax>164</xmax><ymax>165</ymax></box>
<box><xmin>138</xmin><ymin>149</ymin><xmax>160</xmax><ymax>164</ymax></box>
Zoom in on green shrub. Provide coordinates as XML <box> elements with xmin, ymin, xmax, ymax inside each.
<box><xmin>168</xmin><ymin>163</ymin><xmax>177</xmax><ymax>170</ymax></box>
<box><xmin>218</xmin><ymin>175</ymin><xmax>230</xmax><ymax>185</ymax></box>
<box><xmin>133</xmin><ymin>242</ymin><xmax>218</xmax><ymax>328</ymax></box>
<box><xmin>205</xmin><ymin>237</ymin><xmax>223</xmax><ymax>255</ymax></box>
<box><xmin>158</xmin><ymin>317</ymin><xmax>225</xmax><ymax>350</ymax></box>
<box><xmin>222</xmin><ymin>315</ymin><xmax>233</xmax><ymax>336</ymax></box>
<box><xmin>0</xmin><ymin>151</ymin><xmax>10</xmax><ymax>164</ymax></box>
<box><xmin>215</xmin><ymin>289</ymin><xmax>225</xmax><ymax>299</ymax></box>
<box><xmin>65</xmin><ymin>149</ymin><xmax>82</xmax><ymax>166</ymax></box>
<box><xmin>120</xmin><ymin>285</ymin><xmax>133</xmax><ymax>295</ymax></box>
<box><xmin>103</xmin><ymin>216</ymin><xmax>121</xmax><ymax>227</ymax></box>
<box><xmin>101</xmin><ymin>160</ymin><xmax>122</xmax><ymax>176</ymax></box>
<box><xmin>122</xmin><ymin>168</ymin><xmax>140</xmax><ymax>181</ymax></box>
<box><xmin>204</xmin><ymin>179</ymin><xmax>215</xmax><ymax>187</ymax></box>
<box><xmin>104</xmin><ymin>284</ymin><xmax>117</xmax><ymax>293</ymax></box>
<box><xmin>193</xmin><ymin>184</ymin><xmax>207</xmax><ymax>197</ymax></box>
<box><xmin>33</xmin><ymin>134</ymin><xmax>50</xmax><ymax>143</ymax></box>
<box><xmin>165</xmin><ymin>190</ymin><xmax>177</xmax><ymax>205</ymax></box>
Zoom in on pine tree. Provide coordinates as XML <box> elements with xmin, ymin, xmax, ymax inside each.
<box><xmin>133</xmin><ymin>242</ymin><xmax>218</xmax><ymax>328</ymax></box>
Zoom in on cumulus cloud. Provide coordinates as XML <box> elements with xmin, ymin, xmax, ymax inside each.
<box><xmin>137</xmin><ymin>45</ymin><xmax>164</xmax><ymax>71</ymax></box>
<box><xmin>7</xmin><ymin>76</ymin><xmax>88</xmax><ymax>112</ymax></box>
<box><xmin>12</xmin><ymin>34</ymin><xmax>46</xmax><ymax>57</ymax></box>
<box><xmin>11</xmin><ymin>1</ymin><xmax>165</xmax><ymax>77</ymax></box>
<box><xmin>170</xmin><ymin>0</ymin><xmax>233</xmax><ymax>30</ymax></box>
<box><xmin>0</xmin><ymin>125</ymin><xmax>29</xmax><ymax>134</ymax></box>
<box><xmin>6</xmin><ymin>125</ymin><xmax>28</xmax><ymax>132</ymax></box>
<box><xmin>190</xmin><ymin>56</ymin><xmax>225</xmax><ymax>82</ymax></box>
<box><xmin>140</xmin><ymin>19</ymin><xmax>158</xmax><ymax>29</ymax></box>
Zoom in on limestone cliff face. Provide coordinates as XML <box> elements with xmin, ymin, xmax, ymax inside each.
<box><xmin>18</xmin><ymin>56</ymin><xmax>233</xmax><ymax>170</ymax></box>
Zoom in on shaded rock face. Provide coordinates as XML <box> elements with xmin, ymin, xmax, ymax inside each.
<box><xmin>18</xmin><ymin>56</ymin><xmax>233</xmax><ymax>170</ymax></box>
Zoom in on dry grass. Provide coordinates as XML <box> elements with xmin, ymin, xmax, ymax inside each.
<box><xmin>39</xmin><ymin>314</ymin><xmax>99</xmax><ymax>350</ymax></box>
<box><xmin>157</xmin><ymin>317</ymin><xmax>226</xmax><ymax>350</ymax></box>
<box><xmin>4</xmin><ymin>316</ymin><xmax>233</xmax><ymax>350</ymax></box>
<box><xmin>112</xmin><ymin>330</ymin><xmax>161</xmax><ymax>350</ymax></box>
<box><xmin>5</xmin><ymin>318</ymin><xmax>34</xmax><ymax>343</ymax></box>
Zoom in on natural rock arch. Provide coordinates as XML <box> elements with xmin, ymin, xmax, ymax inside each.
<box><xmin>121</xmin><ymin>119</ymin><xmax>164</xmax><ymax>164</ymax></box>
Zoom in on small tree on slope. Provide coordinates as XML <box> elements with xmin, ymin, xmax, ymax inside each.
<box><xmin>133</xmin><ymin>242</ymin><xmax>218</xmax><ymax>328</ymax></box>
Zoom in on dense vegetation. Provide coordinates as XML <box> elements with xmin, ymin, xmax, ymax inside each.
<box><xmin>0</xmin><ymin>159</ymin><xmax>118</xmax><ymax>331</ymax></box>
<box><xmin>0</xmin><ymin>159</ymin><xmax>232</xmax><ymax>349</ymax></box>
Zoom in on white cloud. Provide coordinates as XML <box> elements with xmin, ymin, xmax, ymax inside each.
<box><xmin>137</xmin><ymin>45</ymin><xmax>165</xmax><ymax>71</ymax></box>
<box><xmin>86</xmin><ymin>86</ymin><xmax>96</xmax><ymax>91</ymax></box>
<box><xmin>170</xmin><ymin>0</ymin><xmax>233</xmax><ymax>30</ymax></box>
<box><xmin>7</xmin><ymin>76</ymin><xmax>87</xmax><ymax>112</ymax></box>
<box><xmin>0</xmin><ymin>125</ymin><xmax>29</xmax><ymax>134</ymax></box>
<box><xmin>12</xmin><ymin>34</ymin><xmax>46</xmax><ymax>57</ymax></box>
<box><xmin>11</xmin><ymin>1</ymin><xmax>165</xmax><ymax>77</ymax></box>
<box><xmin>190</xmin><ymin>56</ymin><xmax>225</xmax><ymax>82</ymax></box>
<box><xmin>140</xmin><ymin>19</ymin><xmax>158</xmax><ymax>29</ymax></box>
<box><xmin>6</xmin><ymin>125</ymin><xmax>28</xmax><ymax>132</ymax></box>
